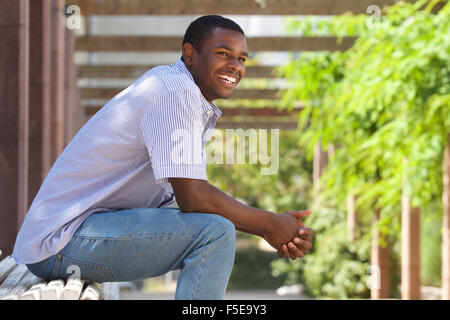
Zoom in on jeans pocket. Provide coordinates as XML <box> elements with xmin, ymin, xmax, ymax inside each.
<box><xmin>26</xmin><ymin>257</ymin><xmax>52</xmax><ymax>280</ymax></box>
<box><xmin>51</xmin><ymin>254</ymin><xmax>115</xmax><ymax>283</ymax></box>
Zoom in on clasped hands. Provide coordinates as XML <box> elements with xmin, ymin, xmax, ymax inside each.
<box><xmin>263</xmin><ymin>210</ymin><xmax>313</xmax><ymax>260</ymax></box>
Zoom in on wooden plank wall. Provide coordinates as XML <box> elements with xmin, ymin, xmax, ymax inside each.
<box><xmin>0</xmin><ymin>0</ymin><xmax>80</xmax><ymax>259</ymax></box>
<box><xmin>0</xmin><ymin>0</ymin><xmax>30</xmax><ymax>261</ymax></box>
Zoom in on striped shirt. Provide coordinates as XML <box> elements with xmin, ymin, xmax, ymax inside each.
<box><xmin>12</xmin><ymin>59</ymin><xmax>222</xmax><ymax>264</ymax></box>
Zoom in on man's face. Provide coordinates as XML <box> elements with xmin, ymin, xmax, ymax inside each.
<box><xmin>184</xmin><ymin>27</ymin><xmax>248</xmax><ymax>102</ymax></box>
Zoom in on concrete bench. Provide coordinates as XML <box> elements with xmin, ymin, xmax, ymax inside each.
<box><xmin>0</xmin><ymin>251</ymin><xmax>120</xmax><ymax>300</ymax></box>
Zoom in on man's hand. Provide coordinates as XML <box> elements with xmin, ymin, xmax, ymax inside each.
<box><xmin>263</xmin><ymin>211</ymin><xmax>310</xmax><ymax>255</ymax></box>
<box><xmin>276</xmin><ymin>210</ymin><xmax>314</xmax><ymax>260</ymax></box>
<box><xmin>278</xmin><ymin>226</ymin><xmax>314</xmax><ymax>260</ymax></box>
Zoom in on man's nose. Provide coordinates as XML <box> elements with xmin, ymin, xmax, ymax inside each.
<box><xmin>227</xmin><ymin>57</ymin><xmax>241</xmax><ymax>72</ymax></box>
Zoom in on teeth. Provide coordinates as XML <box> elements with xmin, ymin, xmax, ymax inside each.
<box><xmin>219</xmin><ymin>74</ymin><xmax>236</xmax><ymax>83</ymax></box>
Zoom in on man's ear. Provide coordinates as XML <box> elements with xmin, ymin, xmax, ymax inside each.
<box><xmin>182</xmin><ymin>42</ymin><xmax>196</xmax><ymax>66</ymax></box>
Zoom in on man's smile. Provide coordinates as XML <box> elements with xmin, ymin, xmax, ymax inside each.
<box><xmin>217</xmin><ymin>73</ymin><xmax>239</xmax><ymax>88</ymax></box>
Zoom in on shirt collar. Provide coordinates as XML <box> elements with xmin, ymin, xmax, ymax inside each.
<box><xmin>175</xmin><ymin>59</ymin><xmax>222</xmax><ymax>118</ymax></box>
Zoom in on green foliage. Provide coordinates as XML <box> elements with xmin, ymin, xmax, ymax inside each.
<box><xmin>280</xmin><ymin>0</ymin><xmax>449</xmax><ymax>229</ymax></box>
<box><xmin>207</xmin><ymin>130</ymin><xmax>313</xmax><ymax>290</ymax></box>
<box><xmin>271</xmin><ymin>0</ymin><xmax>449</xmax><ymax>298</ymax></box>
<box><xmin>207</xmin><ymin>130</ymin><xmax>312</xmax><ymax>214</ymax></box>
<box><xmin>228</xmin><ymin>246</ymin><xmax>288</xmax><ymax>290</ymax></box>
<box><xmin>420</xmin><ymin>196</ymin><xmax>443</xmax><ymax>286</ymax></box>
<box><xmin>272</xmin><ymin>192</ymin><xmax>373</xmax><ymax>299</ymax></box>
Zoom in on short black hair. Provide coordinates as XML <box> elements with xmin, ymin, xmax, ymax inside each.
<box><xmin>181</xmin><ymin>15</ymin><xmax>245</xmax><ymax>61</ymax></box>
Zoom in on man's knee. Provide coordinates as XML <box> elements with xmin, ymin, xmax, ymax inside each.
<box><xmin>202</xmin><ymin>214</ymin><xmax>236</xmax><ymax>248</ymax></box>
<box><xmin>209</xmin><ymin>214</ymin><xmax>235</xmax><ymax>234</ymax></box>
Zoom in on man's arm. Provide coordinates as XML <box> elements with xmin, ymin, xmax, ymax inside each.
<box><xmin>169</xmin><ymin>178</ymin><xmax>306</xmax><ymax>254</ymax></box>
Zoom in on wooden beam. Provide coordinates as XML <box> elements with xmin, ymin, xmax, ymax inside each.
<box><xmin>313</xmin><ymin>141</ymin><xmax>328</xmax><ymax>186</ymax></box>
<box><xmin>443</xmin><ymin>136</ymin><xmax>450</xmax><ymax>300</ymax></box>
<box><xmin>220</xmin><ymin>107</ymin><xmax>301</xmax><ymax>117</ymax></box>
<box><xmin>28</xmin><ymin>0</ymin><xmax>52</xmax><ymax>208</ymax></box>
<box><xmin>85</xmin><ymin>106</ymin><xmax>301</xmax><ymax>117</ymax></box>
<box><xmin>64</xmin><ymin>27</ymin><xmax>83</xmax><ymax>145</ymax></box>
<box><xmin>371</xmin><ymin>208</ymin><xmax>390</xmax><ymax>299</ymax></box>
<box><xmin>0</xmin><ymin>0</ymin><xmax>29</xmax><ymax>259</ymax></box>
<box><xmin>67</xmin><ymin>0</ymin><xmax>403</xmax><ymax>15</ymax></box>
<box><xmin>78</xmin><ymin>65</ymin><xmax>278</xmax><ymax>79</ymax></box>
<box><xmin>50</xmin><ymin>0</ymin><xmax>66</xmax><ymax>163</ymax></box>
<box><xmin>80</xmin><ymin>87</ymin><xmax>284</xmax><ymax>100</ymax></box>
<box><xmin>75</xmin><ymin>36</ymin><xmax>356</xmax><ymax>52</ymax></box>
<box><xmin>401</xmin><ymin>196</ymin><xmax>420</xmax><ymax>300</ymax></box>
<box><xmin>84</xmin><ymin>111</ymin><xmax>297</xmax><ymax>130</ymax></box>
<box><xmin>215</xmin><ymin>121</ymin><xmax>297</xmax><ymax>130</ymax></box>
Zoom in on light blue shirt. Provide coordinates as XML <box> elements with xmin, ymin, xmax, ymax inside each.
<box><xmin>12</xmin><ymin>59</ymin><xmax>222</xmax><ymax>264</ymax></box>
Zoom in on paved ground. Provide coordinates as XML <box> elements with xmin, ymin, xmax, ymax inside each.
<box><xmin>120</xmin><ymin>289</ymin><xmax>311</xmax><ymax>300</ymax></box>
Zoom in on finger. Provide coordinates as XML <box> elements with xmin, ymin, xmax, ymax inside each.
<box><xmin>293</xmin><ymin>237</ymin><xmax>313</xmax><ymax>250</ymax></box>
<box><xmin>286</xmin><ymin>210</ymin><xmax>311</xmax><ymax>219</ymax></box>
<box><xmin>292</xmin><ymin>238</ymin><xmax>309</xmax><ymax>254</ymax></box>
<box><xmin>298</xmin><ymin>227</ymin><xmax>314</xmax><ymax>236</ymax></box>
<box><xmin>279</xmin><ymin>246</ymin><xmax>289</xmax><ymax>259</ymax></box>
<box><xmin>292</xmin><ymin>242</ymin><xmax>305</xmax><ymax>259</ymax></box>
<box><xmin>288</xmin><ymin>242</ymin><xmax>305</xmax><ymax>260</ymax></box>
<box><xmin>277</xmin><ymin>249</ymin><xmax>283</xmax><ymax>258</ymax></box>
<box><xmin>295</xmin><ymin>220</ymin><xmax>305</xmax><ymax>228</ymax></box>
<box><xmin>297</xmin><ymin>232</ymin><xmax>313</xmax><ymax>244</ymax></box>
<box><xmin>287</xmin><ymin>243</ymin><xmax>296</xmax><ymax>260</ymax></box>
<box><xmin>281</xmin><ymin>244</ymin><xmax>292</xmax><ymax>259</ymax></box>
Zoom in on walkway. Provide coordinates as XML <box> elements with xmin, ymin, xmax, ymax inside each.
<box><xmin>120</xmin><ymin>289</ymin><xmax>310</xmax><ymax>300</ymax></box>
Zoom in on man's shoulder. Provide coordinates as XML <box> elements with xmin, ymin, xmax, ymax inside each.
<box><xmin>152</xmin><ymin>63</ymin><xmax>200</xmax><ymax>96</ymax></box>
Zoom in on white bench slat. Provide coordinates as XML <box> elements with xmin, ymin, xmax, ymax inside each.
<box><xmin>0</xmin><ymin>250</ymin><xmax>120</xmax><ymax>300</ymax></box>
<box><xmin>62</xmin><ymin>278</ymin><xmax>85</xmax><ymax>300</ymax></box>
<box><xmin>0</xmin><ymin>265</ymin><xmax>44</xmax><ymax>299</ymax></box>
<box><xmin>18</xmin><ymin>283</ymin><xmax>47</xmax><ymax>300</ymax></box>
<box><xmin>0</xmin><ymin>256</ymin><xmax>18</xmax><ymax>285</ymax></box>
<box><xmin>40</xmin><ymin>279</ymin><xmax>65</xmax><ymax>300</ymax></box>
<box><xmin>0</xmin><ymin>264</ymin><xmax>30</xmax><ymax>298</ymax></box>
<box><xmin>80</xmin><ymin>282</ymin><xmax>101</xmax><ymax>300</ymax></box>
<box><xmin>100</xmin><ymin>282</ymin><xmax>120</xmax><ymax>300</ymax></box>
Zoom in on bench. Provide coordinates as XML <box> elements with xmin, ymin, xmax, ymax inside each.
<box><xmin>0</xmin><ymin>250</ymin><xmax>120</xmax><ymax>300</ymax></box>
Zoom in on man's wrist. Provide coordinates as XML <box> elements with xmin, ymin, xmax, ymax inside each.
<box><xmin>259</xmin><ymin>210</ymin><xmax>277</xmax><ymax>237</ymax></box>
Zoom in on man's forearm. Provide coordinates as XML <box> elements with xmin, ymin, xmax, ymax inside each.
<box><xmin>183</xmin><ymin>182</ymin><xmax>277</xmax><ymax>237</ymax></box>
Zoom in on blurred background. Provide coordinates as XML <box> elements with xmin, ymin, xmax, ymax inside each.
<box><xmin>1</xmin><ymin>0</ymin><xmax>449</xmax><ymax>300</ymax></box>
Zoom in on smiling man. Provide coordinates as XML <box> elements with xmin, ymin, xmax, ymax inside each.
<box><xmin>12</xmin><ymin>15</ymin><xmax>313</xmax><ymax>300</ymax></box>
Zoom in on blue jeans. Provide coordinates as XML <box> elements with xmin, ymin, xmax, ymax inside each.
<box><xmin>26</xmin><ymin>207</ymin><xmax>236</xmax><ymax>300</ymax></box>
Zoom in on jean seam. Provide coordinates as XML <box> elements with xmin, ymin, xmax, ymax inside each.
<box><xmin>72</xmin><ymin>234</ymin><xmax>195</xmax><ymax>241</ymax></box>
<box><xmin>35</xmin><ymin>257</ymin><xmax>50</xmax><ymax>278</ymax></box>
<box><xmin>191</xmin><ymin>240</ymin><xmax>207</xmax><ymax>299</ymax></box>
<box><xmin>51</xmin><ymin>254</ymin><xmax>62</xmax><ymax>280</ymax></box>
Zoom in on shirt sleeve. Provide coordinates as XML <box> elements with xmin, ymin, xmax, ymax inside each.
<box><xmin>140</xmin><ymin>89</ymin><xmax>208</xmax><ymax>184</ymax></box>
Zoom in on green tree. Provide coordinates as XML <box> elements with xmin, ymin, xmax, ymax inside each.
<box><xmin>274</xmin><ymin>0</ymin><xmax>449</xmax><ymax>298</ymax></box>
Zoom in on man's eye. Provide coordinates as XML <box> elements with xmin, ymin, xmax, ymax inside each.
<box><xmin>218</xmin><ymin>52</ymin><xmax>227</xmax><ymax>56</ymax></box>
<box><xmin>239</xmin><ymin>58</ymin><xmax>247</xmax><ymax>62</ymax></box>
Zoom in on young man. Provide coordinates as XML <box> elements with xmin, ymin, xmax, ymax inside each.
<box><xmin>12</xmin><ymin>15</ymin><xmax>313</xmax><ymax>300</ymax></box>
